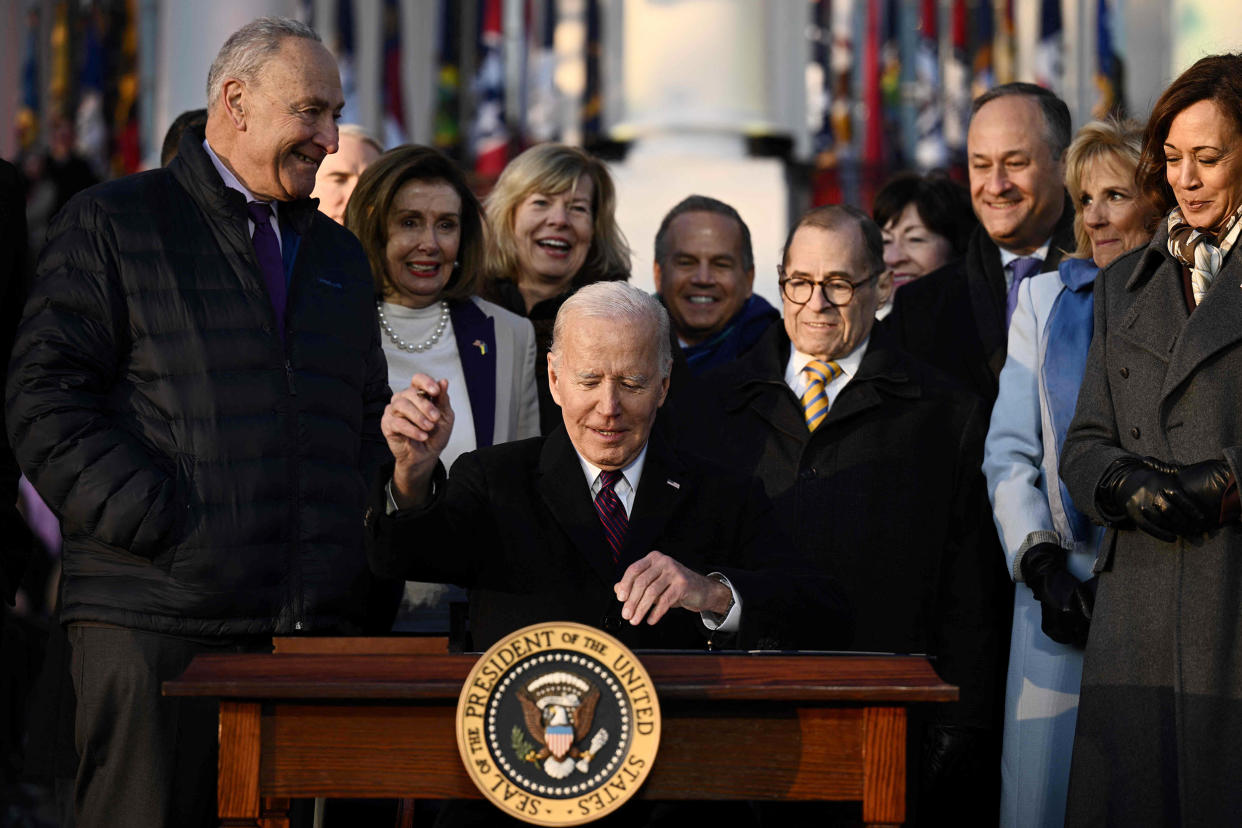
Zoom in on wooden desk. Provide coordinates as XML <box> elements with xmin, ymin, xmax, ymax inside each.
<box><xmin>165</xmin><ymin>642</ymin><xmax>955</xmax><ymax>828</ymax></box>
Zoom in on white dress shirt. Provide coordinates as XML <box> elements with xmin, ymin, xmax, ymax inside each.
<box><xmin>203</xmin><ymin>138</ymin><xmax>283</xmax><ymax>255</ymax></box>
<box><xmin>998</xmin><ymin>241</ymin><xmax>1051</xmax><ymax>291</ymax></box>
<box><xmin>784</xmin><ymin>337</ymin><xmax>870</xmax><ymax>405</ymax></box>
<box><xmin>573</xmin><ymin>444</ymin><xmax>742</xmax><ymax>633</ymax></box>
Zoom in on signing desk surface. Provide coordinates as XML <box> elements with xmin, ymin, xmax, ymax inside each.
<box><xmin>165</xmin><ymin>640</ymin><xmax>955</xmax><ymax>828</ymax></box>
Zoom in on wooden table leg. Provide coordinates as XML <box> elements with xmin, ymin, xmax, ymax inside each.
<box><xmin>861</xmin><ymin>706</ymin><xmax>906</xmax><ymax>828</ymax></box>
<box><xmin>219</xmin><ymin>701</ymin><xmax>261</xmax><ymax>827</ymax></box>
<box><xmin>396</xmin><ymin>798</ymin><xmax>417</xmax><ymax>828</ymax></box>
<box><xmin>260</xmin><ymin>797</ymin><xmax>290</xmax><ymax>828</ymax></box>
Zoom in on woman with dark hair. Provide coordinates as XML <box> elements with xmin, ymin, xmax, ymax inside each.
<box><xmin>983</xmin><ymin>117</ymin><xmax>1157</xmax><ymax>828</ymax></box>
<box><xmin>482</xmin><ymin>143</ymin><xmax>631</xmax><ymax>433</ymax></box>
<box><xmin>1059</xmin><ymin>53</ymin><xmax>1242</xmax><ymax>825</ymax></box>
<box><xmin>872</xmin><ymin>171</ymin><xmax>977</xmax><ymax>317</ymax></box>
<box><xmin>347</xmin><ymin>145</ymin><xmax>538</xmax><ymax>633</ymax></box>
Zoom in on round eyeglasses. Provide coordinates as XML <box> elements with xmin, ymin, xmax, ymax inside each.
<box><xmin>777</xmin><ymin>268</ymin><xmax>881</xmax><ymax>306</ymax></box>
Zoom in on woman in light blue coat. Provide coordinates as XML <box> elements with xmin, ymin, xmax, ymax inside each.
<box><xmin>983</xmin><ymin>118</ymin><xmax>1158</xmax><ymax>828</ymax></box>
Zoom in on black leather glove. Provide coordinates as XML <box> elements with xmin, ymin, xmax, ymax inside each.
<box><xmin>1096</xmin><ymin>456</ymin><xmax>1204</xmax><ymax>541</ymax></box>
<box><xmin>1020</xmin><ymin>542</ymin><xmax>1090</xmax><ymax>648</ymax></box>
<box><xmin>1177</xmin><ymin>458</ymin><xmax>1237</xmax><ymax>529</ymax></box>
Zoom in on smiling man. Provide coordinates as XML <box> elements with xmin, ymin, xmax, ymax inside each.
<box><xmin>885</xmin><ymin>82</ymin><xmax>1076</xmax><ymax>405</ymax></box>
<box><xmin>6</xmin><ymin>17</ymin><xmax>390</xmax><ymax>828</ymax></box>
<box><xmin>368</xmin><ymin>280</ymin><xmax>844</xmax><ymax>661</ymax></box>
<box><xmin>691</xmin><ymin>204</ymin><xmax>1009</xmax><ymax>824</ymax></box>
<box><xmin>652</xmin><ymin>195</ymin><xmax>778</xmax><ymax>375</ymax></box>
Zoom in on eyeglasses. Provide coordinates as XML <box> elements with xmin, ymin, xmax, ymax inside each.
<box><xmin>777</xmin><ymin>268</ymin><xmax>881</xmax><ymax>306</ymax></box>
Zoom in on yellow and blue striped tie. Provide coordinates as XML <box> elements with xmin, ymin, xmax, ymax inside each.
<box><xmin>801</xmin><ymin>359</ymin><xmax>843</xmax><ymax>432</ymax></box>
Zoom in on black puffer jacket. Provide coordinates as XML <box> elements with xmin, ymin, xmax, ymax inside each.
<box><xmin>5</xmin><ymin>128</ymin><xmax>391</xmax><ymax>636</ymax></box>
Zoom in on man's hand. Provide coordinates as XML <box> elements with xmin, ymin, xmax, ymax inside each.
<box><xmin>613</xmin><ymin>551</ymin><xmax>732</xmax><ymax>626</ymax></box>
<box><xmin>381</xmin><ymin>375</ymin><xmax>454</xmax><ymax>508</ymax></box>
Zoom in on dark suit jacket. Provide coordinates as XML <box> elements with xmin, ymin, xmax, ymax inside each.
<box><xmin>688</xmin><ymin>322</ymin><xmax>1008</xmax><ymax>730</ymax></box>
<box><xmin>884</xmin><ymin>194</ymin><xmax>1076</xmax><ymax>404</ymax></box>
<box><xmin>365</xmin><ymin>424</ymin><xmax>847</xmax><ymax>651</ymax></box>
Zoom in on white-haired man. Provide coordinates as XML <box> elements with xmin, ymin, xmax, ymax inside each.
<box><xmin>6</xmin><ymin>17</ymin><xmax>390</xmax><ymax>827</ymax></box>
<box><xmin>369</xmin><ymin>280</ymin><xmax>844</xmax><ymax>652</ymax></box>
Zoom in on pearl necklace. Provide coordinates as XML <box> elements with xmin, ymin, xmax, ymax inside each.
<box><xmin>377</xmin><ymin>300</ymin><xmax>450</xmax><ymax>353</ymax></box>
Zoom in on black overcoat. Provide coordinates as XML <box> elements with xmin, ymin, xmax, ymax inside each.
<box><xmin>1060</xmin><ymin>224</ymin><xmax>1242</xmax><ymax>826</ymax></box>
<box><xmin>689</xmin><ymin>322</ymin><xmax>1008</xmax><ymax>731</ymax></box>
<box><xmin>884</xmin><ymin>194</ymin><xmax>1076</xmax><ymax>404</ymax></box>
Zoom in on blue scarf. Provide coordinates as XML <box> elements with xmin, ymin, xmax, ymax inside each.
<box><xmin>1042</xmin><ymin>257</ymin><xmax>1097</xmax><ymax>543</ymax></box>
<box><xmin>682</xmin><ymin>294</ymin><xmax>780</xmax><ymax>376</ymax></box>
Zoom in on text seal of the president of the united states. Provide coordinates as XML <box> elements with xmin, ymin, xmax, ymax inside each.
<box><xmin>455</xmin><ymin>621</ymin><xmax>661</xmax><ymax>825</ymax></box>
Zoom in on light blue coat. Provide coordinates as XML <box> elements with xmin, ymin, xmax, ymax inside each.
<box><xmin>983</xmin><ymin>269</ymin><xmax>1100</xmax><ymax>828</ymax></box>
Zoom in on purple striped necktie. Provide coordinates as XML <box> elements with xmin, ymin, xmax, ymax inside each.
<box><xmin>594</xmin><ymin>470</ymin><xmax>628</xmax><ymax>563</ymax></box>
<box><xmin>1004</xmin><ymin>256</ymin><xmax>1043</xmax><ymax>326</ymax></box>
<box><xmin>247</xmin><ymin>201</ymin><xmax>287</xmax><ymax>336</ymax></box>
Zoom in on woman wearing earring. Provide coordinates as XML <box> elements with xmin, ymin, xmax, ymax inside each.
<box><xmin>983</xmin><ymin>117</ymin><xmax>1158</xmax><ymax>828</ymax></box>
<box><xmin>480</xmin><ymin>143</ymin><xmax>631</xmax><ymax>434</ymax></box>
<box><xmin>347</xmin><ymin>145</ymin><xmax>539</xmax><ymax>634</ymax></box>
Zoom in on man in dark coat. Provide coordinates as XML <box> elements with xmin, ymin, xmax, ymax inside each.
<box><xmin>653</xmin><ymin>195</ymin><xmax>778</xmax><ymax>376</ymax></box>
<box><xmin>369</xmin><ymin>280</ymin><xmax>846</xmax><ymax>654</ymax></box>
<box><xmin>369</xmin><ymin>280</ymin><xmax>847</xmax><ymax>827</ymax></box>
<box><xmin>5</xmin><ymin>18</ymin><xmax>389</xmax><ymax>828</ymax></box>
<box><xmin>885</xmin><ymin>83</ymin><xmax>1076</xmax><ymax>405</ymax></box>
<box><xmin>692</xmin><ymin>205</ymin><xmax>1009</xmax><ymax>825</ymax></box>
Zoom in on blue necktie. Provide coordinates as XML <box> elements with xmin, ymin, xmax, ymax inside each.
<box><xmin>248</xmin><ymin>201</ymin><xmax>287</xmax><ymax>337</ymax></box>
<box><xmin>1005</xmin><ymin>257</ymin><xmax>1043</xmax><ymax>326</ymax></box>
<box><xmin>594</xmin><ymin>470</ymin><xmax>628</xmax><ymax>563</ymax></box>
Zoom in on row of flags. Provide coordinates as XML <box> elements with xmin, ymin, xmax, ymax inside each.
<box><xmin>325</xmin><ymin>0</ymin><xmax>602</xmax><ymax>181</ymax></box>
<box><xmin>811</xmin><ymin>0</ymin><xmax>1126</xmax><ymax>207</ymax></box>
<box><xmin>17</xmin><ymin>0</ymin><xmax>1126</xmax><ymax>192</ymax></box>
<box><xmin>17</xmin><ymin>1</ymin><xmax>142</xmax><ymax>178</ymax></box>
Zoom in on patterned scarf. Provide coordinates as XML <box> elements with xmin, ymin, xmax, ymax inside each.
<box><xmin>1166</xmin><ymin>203</ymin><xmax>1242</xmax><ymax>304</ymax></box>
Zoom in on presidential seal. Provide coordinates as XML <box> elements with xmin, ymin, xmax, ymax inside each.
<box><xmin>456</xmin><ymin>622</ymin><xmax>661</xmax><ymax>825</ymax></box>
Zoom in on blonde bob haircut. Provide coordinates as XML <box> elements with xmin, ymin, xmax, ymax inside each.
<box><xmin>1064</xmin><ymin>117</ymin><xmax>1152</xmax><ymax>259</ymax></box>
<box><xmin>346</xmin><ymin>144</ymin><xmax>485</xmax><ymax>302</ymax></box>
<box><xmin>484</xmin><ymin>143</ymin><xmax>631</xmax><ymax>285</ymax></box>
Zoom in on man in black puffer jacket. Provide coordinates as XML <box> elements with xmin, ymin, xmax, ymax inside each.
<box><xmin>5</xmin><ymin>17</ymin><xmax>390</xmax><ymax>828</ymax></box>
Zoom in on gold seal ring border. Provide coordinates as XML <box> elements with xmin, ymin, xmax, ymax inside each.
<box><xmin>455</xmin><ymin>621</ymin><xmax>662</xmax><ymax>827</ymax></box>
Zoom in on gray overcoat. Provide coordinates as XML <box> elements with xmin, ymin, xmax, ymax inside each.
<box><xmin>1059</xmin><ymin>222</ymin><xmax>1242</xmax><ymax>826</ymax></box>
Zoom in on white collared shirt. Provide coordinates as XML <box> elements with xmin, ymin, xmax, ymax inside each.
<box><xmin>576</xmin><ymin>447</ymin><xmax>646</xmax><ymax>518</ymax></box>
<box><xmin>998</xmin><ymin>241</ymin><xmax>1051</xmax><ymax>290</ymax></box>
<box><xmin>572</xmin><ymin>443</ymin><xmax>741</xmax><ymax>633</ymax></box>
<box><xmin>784</xmin><ymin>337</ymin><xmax>870</xmax><ymax>407</ymax></box>
<box><xmin>203</xmin><ymin>138</ymin><xmax>283</xmax><ymax>255</ymax></box>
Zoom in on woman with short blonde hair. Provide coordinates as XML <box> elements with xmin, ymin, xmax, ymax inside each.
<box><xmin>482</xmin><ymin>143</ymin><xmax>631</xmax><ymax>433</ymax></box>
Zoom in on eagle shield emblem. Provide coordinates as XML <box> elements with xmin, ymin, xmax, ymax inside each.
<box><xmin>516</xmin><ymin>672</ymin><xmax>608</xmax><ymax>779</ymax></box>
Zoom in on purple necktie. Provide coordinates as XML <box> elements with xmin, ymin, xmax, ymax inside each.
<box><xmin>594</xmin><ymin>470</ymin><xmax>628</xmax><ymax>563</ymax></box>
<box><xmin>247</xmin><ymin>201</ymin><xmax>287</xmax><ymax>336</ymax></box>
<box><xmin>1004</xmin><ymin>256</ymin><xmax>1043</xmax><ymax>326</ymax></box>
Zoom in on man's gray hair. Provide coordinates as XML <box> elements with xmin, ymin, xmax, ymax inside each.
<box><xmin>338</xmin><ymin>123</ymin><xmax>383</xmax><ymax>154</ymax></box>
<box><xmin>970</xmin><ymin>82</ymin><xmax>1072</xmax><ymax>160</ymax></box>
<box><xmin>552</xmin><ymin>282</ymin><xmax>672</xmax><ymax>379</ymax></box>
<box><xmin>206</xmin><ymin>17</ymin><xmax>321</xmax><ymax>110</ymax></box>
